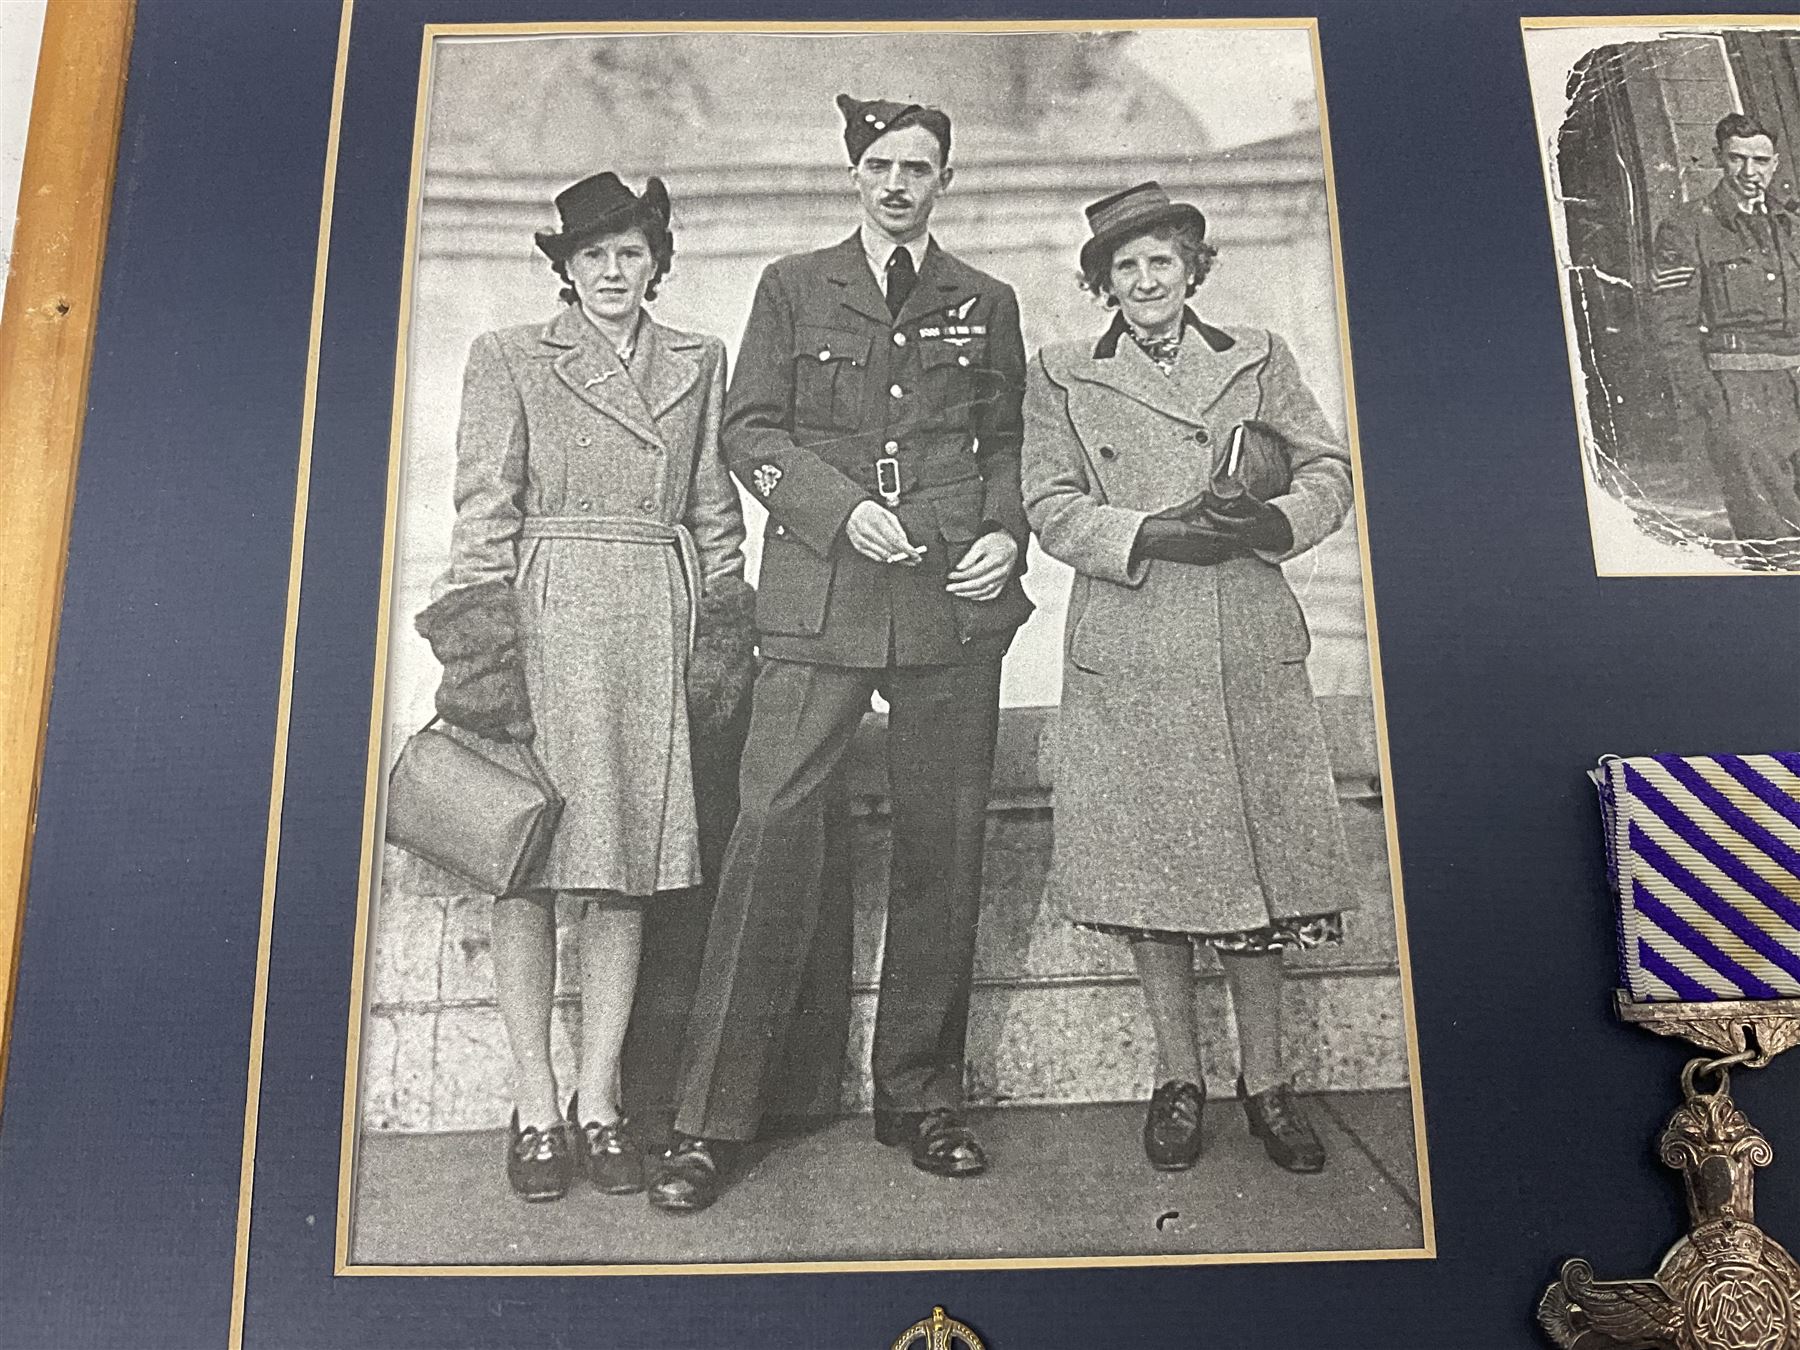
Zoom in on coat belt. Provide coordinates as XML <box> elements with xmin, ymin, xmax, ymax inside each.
<box><xmin>518</xmin><ymin>514</ymin><xmax>700</xmax><ymax>651</ymax></box>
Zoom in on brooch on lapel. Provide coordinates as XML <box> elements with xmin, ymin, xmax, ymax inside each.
<box><xmin>583</xmin><ymin>371</ymin><xmax>617</xmax><ymax>389</ymax></box>
<box><xmin>752</xmin><ymin>464</ymin><xmax>782</xmax><ymax>498</ymax></box>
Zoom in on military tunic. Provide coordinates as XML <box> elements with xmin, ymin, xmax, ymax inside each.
<box><xmin>673</xmin><ymin>234</ymin><xmax>1030</xmax><ymax>1140</ymax></box>
<box><xmin>725</xmin><ymin>233</ymin><xmax>1033</xmax><ymax>663</ymax></box>
<box><xmin>1653</xmin><ymin>179</ymin><xmax>1800</xmax><ymax>563</ymax></box>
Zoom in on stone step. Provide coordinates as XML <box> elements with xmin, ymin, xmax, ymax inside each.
<box><xmin>363</xmin><ymin>708</ymin><xmax>1406</xmax><ymax>1133</ymax></box>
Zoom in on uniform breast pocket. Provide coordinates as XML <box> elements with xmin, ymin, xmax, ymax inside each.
<box><xmin>1707</xmin><ymin>257</ymin><xmax>1780</xmax><ymax>323</ymax></box>
<box><xmin>919</xmin><ymin>338</ymin><xmax>994</xmax><ymax>421</ymax></box>
<box><xmin>792</xmin><ymin>326</ymin><xmax>871</xmax><ymax>431</ymax></box>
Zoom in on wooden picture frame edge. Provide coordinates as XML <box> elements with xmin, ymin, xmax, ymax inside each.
<box><xmin>0</xmin><ymin>0</ymin><xmax>137</xmax><ymax>1111</ymax></box>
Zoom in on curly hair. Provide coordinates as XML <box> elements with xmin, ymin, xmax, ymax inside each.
<box><xmin>553</xmin><ymin>202</ymin><xmax>676</xmax><ymax>305</ymax></box>
<box><xmin>1079</xmin><ymin>220</ymin><xmax>1218</xmax><ymax>307</ymax></box>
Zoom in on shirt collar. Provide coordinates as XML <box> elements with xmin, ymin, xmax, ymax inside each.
<box><xmin>1713</xmin><ymin>177</ymin><xmax>1772</xmax><ymax>223</ymax></box>
<box><xmin>860</xmin><ymin>221</ymin><xmax>930</xmax><ymax>280</ymax></box>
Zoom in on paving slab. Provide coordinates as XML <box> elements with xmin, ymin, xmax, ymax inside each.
<box><xmin>350</xmin><ymin>1094</ymin><xmax>1426</xmax><ymax>1267</ymax></box>
<box><xmin>1317</xmin><ymin>1089</ymin><xmax>1425</xmax><ymax>1209</ymax></box>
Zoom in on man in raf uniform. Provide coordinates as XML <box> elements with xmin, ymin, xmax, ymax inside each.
<box><xmin>649</xmin><ymin>94</ymin><xmax>1031</xmax><ymax>1213</ymax></box>
<box><xmin>1653</xmin><ymin>111</ymin><xmax>1800</xmax><ymax>568</ymax></box>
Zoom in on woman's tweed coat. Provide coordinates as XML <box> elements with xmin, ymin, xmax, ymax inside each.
<box><xmin>1022</xmin><ymin>316</ymin><xmax>1355</xmax><ymax>934</ymax></box>
<box><xmin>436</xmin><ymin>305</ymin><xmax>746</xmax><ymax>895</ymax></box>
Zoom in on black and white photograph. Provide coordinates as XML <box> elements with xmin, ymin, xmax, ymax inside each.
<box><xmin>343</xmin><ymin>20</ymin><xmax>1429</xmax><ymax>1271</ymax></box>
<box><xmin>1527</xmin><ymin>18</ymin><xmax>1800</xmax><ymax>574</ymax></box>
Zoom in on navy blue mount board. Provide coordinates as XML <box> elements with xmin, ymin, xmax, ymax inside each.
<box><xmin>1</xmin><ymin>0</ymin><xmax>1798</xmax><ymax>1345</ymax></box>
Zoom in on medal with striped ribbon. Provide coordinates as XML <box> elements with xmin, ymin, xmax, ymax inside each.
<box><xmin>1538</xmin><ymin>754</ymin><xmax>1800</xmax><ymax>1350</ymax></box>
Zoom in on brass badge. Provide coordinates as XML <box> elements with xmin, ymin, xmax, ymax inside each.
<box><xmin>892</xmin><ymin>1307</ymin><xmax>985</xmax><ymax>1350</ymax></box>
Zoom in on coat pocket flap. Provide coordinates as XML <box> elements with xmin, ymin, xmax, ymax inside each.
<box><xmin>918</xmin><ymin>337</ymin><xmax>988</xmax><ymax>370</ymax></box>
<box><xmin>794</xmin><ymin>325</ymin><xmax>871</xmax><ymax>368</ymax></box>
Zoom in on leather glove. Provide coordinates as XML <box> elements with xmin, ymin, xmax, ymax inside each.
<box><xmin>1132</xmin><ymin>516</ymin><xmax>1245</xmax><ymax>567</ymax></box>
<box><xmin>416</xmin><ymin>581</ymin><xmax>535</xmax><ymax>742</ymax></box>
<box><xmin>1191</xmin><ymin>496</ymin><xmax>1294</xmax><ymax>554</ymax></box>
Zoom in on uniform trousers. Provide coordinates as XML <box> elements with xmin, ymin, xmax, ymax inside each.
<box><xmin>673</xmin><ymin>655</ymin><xmax>1003</xmax><ymax>1142</ymax></box>
<box><xmin>1708</xmin><ymin>368</ymin><xmax>1800</xmax><ymax>565</ymax></box>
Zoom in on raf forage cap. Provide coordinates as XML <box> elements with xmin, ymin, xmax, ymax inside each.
<box><xmin>835</xmin><ymin>93</ymin><xmax>952</xmax><ymax>166</ymax></box>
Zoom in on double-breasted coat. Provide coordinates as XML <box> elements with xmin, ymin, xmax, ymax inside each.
<box><xmin>436</xmin><ymin>305</ymin><xmax>746</xmax><ymax>896</ymax></box>
<box><xmin>1021</xmin><ymin>312</ymin><xmax>1355</xmax><ymax>934</ymax></box>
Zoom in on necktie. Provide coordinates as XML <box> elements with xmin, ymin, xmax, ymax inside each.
<box><xmin>885</xmin><ymin>246</ymin><xmax>916</xmax><ymax>318</ymax></box>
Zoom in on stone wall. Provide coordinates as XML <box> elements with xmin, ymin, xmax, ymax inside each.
<box><xmin>359</xmin><ymin>701</ymin><xmax>1407</xmax><ymax>1132</ymax></box>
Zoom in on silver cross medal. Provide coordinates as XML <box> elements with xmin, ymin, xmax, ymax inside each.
<box><xmin>1538</xmin><ymin>754</ymin><xmax>1800</xmax><ymax>1350</ymax></box>
<box><xmin>1539</xmin><ymin>1012</ymin><xmax>1800</xmax><ymax>1350</ymax></box>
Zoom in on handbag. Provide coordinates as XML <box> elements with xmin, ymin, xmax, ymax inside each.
<box><xmin>384</xmin><ymin>717</ymin><xmax>563</xmax><ymax>896</ymax></box>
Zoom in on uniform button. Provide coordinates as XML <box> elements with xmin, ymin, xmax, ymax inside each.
<box><xmin>818</xmin><ymin>349</ymin><xmax>832</xmax><ymax>361</ymax></box>
<box><xmin>1770</xmin><ymin>272</ymin><xmax>1780</xmax><ymax>282</ymax></box>
<box><xmin>1194</xmin><ymin>426</ymin><xmax>1210</xmax><ymax>445</ymax></box>
<box><xmin>577</xmin><ymin>499</ymin><xmax>591</xmax><ymax>510</ymax></box>
<box><xmin>576</xmin><ymin>434</ymin><xmax>591</xmax><ymax>447</ymax></box>
<box><xmin>889</xmin><ymin>383</ymin><xmax>904</xmax><ymax>398</ymax></box>
<box><xmin>893</xmin><ymin>331</ymin><xmax>907</xmax><ymax>347</ymax></box>
<box><xmin>956</xmin><ymin>355</ymin><xmax>970</xmax><ymax>367</ymax></box>
<box><xmin>1098</xmin><ymin>445</ymin><xmax>1117</xmax><ymax>460</ymax></box>
<box><xmin>884</xmin><ymin>440</ymin><xmax>900</xmax><ymax>453</ymax></box>
<box><xmin>640</xmin><ymin>497</ymin><xmax>654</xmax><ymax>510</ymax></box>
<box><xmin>772</xmin><ymin>523</ymin><xmax>787</xmax><ymax>537</ymax></box>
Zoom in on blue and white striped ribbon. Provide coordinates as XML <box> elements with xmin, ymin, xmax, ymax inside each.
<box><xmin>1593</xmin><ymin>754</ymin><xmax>1800</xmax><ymax>1003</ymax></box>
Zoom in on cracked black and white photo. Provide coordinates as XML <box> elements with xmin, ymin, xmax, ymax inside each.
<box><xmin>1528</xmin><ymin>23</ymin><xmax>1800</xmax><ymax>574</ymax></box>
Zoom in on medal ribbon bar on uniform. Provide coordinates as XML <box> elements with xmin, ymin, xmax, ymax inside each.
<box><xmin>1593</xmin><ymin>754</ymin><xmax>1800</xmax><ymax>1003</ymax></box>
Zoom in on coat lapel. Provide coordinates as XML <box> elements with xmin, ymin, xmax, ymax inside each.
<box><xmin>822</xmin><ymin>234</ymin><xmax>892</xmax><ymax>328</ymax></box>
<box><xmin>633</xmin><ymin>319</ymin><xmax>703</xmax><ymax>423</ymax></box>
<box><xmin>541</xmin><ymin>306</ymin><xmax>664</xmax><ymax>448</ymax></box>
<box><xmin>1061</xmin><ymin>314</ymin><xmax>1266</xmax><ymax>428</ymax></box>
<box><xmin>1168</xmin><ymin>323</ymin><xmax>1268</xmax><ymax>430</ymax></box>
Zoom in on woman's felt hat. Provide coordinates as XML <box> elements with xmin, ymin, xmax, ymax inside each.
<box><xmin>1078</xmin><ymin>181</ymin><xmax>1207</xmax><ymax>279</ymax></box>
<box><xmin>534</xmin><ymin>172</ymin><xmax>670</xmax><ymax>263</ymax></box>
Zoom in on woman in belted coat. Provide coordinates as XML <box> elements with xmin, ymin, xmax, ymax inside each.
<box><xmin>413</xmin><ymin>173</ymin><xmax>750</xmax><ymax>1202</ymax></box>
<box><xmin>1022</xmin><ymin>183</ymin><xmax>1355</xmax><ymax>1176</ymax></box>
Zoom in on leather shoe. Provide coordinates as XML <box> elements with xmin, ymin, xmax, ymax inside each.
<box><xmin>506</xmin><ymin>1109</ymin><xmax>575</xmax><ymax>1202</ymax></box>
<box><xmin>875</xmin><ymin>1108</ymin><xmax>989</xmax><ymax>1178</ymax></box>
<box><xmin>647</xmin><ymin>1134</ymin><xmax>727</xmax><ymax>1214</ymax></box>
<box><xmin>1238</xmin><ymin>1077</ymin><xmax>1326</xmax><ymax>1174</ymax></box>
<box><xmin>1143</xmin><ymin>1079</ymin><xmax>1205</xmax><ymax>1171</ymax></box>
<box><xmin>568</xmin><ymin>1094</ymin><xmax>644</xmax><ymax>1196</ymax></box>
